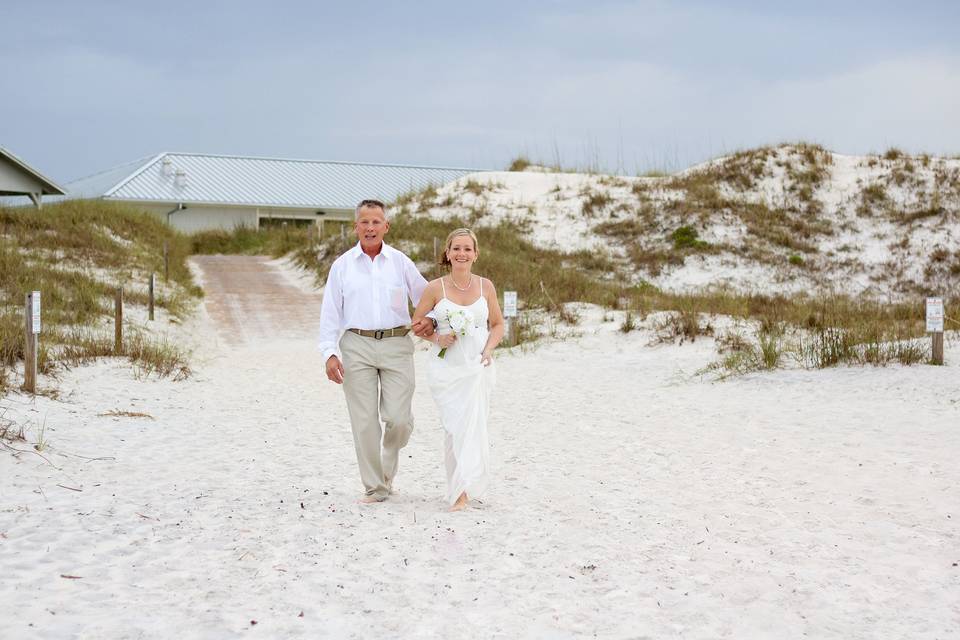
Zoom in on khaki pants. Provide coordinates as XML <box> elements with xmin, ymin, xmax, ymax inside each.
<box><xmin>340</xmin><ymin>330</ymin><xmax>415</xmax><ymax>500</ymax></box>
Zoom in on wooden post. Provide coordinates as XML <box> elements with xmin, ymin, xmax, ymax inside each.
<box><xmin>932</xmin><ymin>332</ymin><xmax>944</xmax><ymax>365</ymax></box>
<box><xmin>23</xmin><ymin>292</ymin><xmax>38</xmax><ymax>394</ymax></box>
<box><xmin>148</xmin><ymin>273</ymin><xmax>155</xmax><ymax>321</ymax></box>
<box><xmin>114</xmin><ymin>287</ymin><xmax>123</xmax><ymax>355</ymax></box>
<box><xmin>433</xmin><ymin>237</ymin><xmax>439</xmax><ymax>263</ymax></box>
<box><xmin>319</xmin><ymin>219</ymin><xmax>325</xmax><ymax>241</ymax></box>
<box><xmin>163</xmin><ymin>241</ymin><xmax>169</xmax><ymax>282</ymax></box>
<box><xmin>340</xmin><ymin>224</ymin><xmax>346</xmax><ymax>242</ymax></box>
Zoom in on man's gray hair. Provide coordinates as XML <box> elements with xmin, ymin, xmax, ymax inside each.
<box><xmin>355</xmin><ymin>199</ymin><xmax>388</xmax><ymax>220</ymax></box>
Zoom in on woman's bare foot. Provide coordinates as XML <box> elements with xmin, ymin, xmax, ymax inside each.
<box><xmin>449</xmin><ymin>492</ymin><xmax>468</xmax><ymax>511</ymax></box>
<box><xmin>359</xmin><ymin>495</ymin><xmax>385</xmax><ymax>504</ymax></box>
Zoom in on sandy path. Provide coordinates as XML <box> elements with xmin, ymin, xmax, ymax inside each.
<box><xmin>190</xmin><ymin>255</ymin><xmax>322</xmax><ymax>345</ymax></box>
<box><xmin>0</xmin><ymin>258</ymin><xmax>958</xmax><ymax>639</ymax></box>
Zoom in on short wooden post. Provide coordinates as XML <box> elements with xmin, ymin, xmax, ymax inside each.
<box><xmin>926</xmin><ymin>296</ymin><xmax>945</xmax><ymax>365</ymax></box>
<box><xmin>148</xmin><ymin>273</ymin><xmax>155</xmax><ymax>321</ymax></box>
<box><xmin>433</xmin><ymin>237</ymin><xmax>439</xmax><ymax>263</ymax></box>
<box><xmin>340</xmin><ymin>224</ymin><xmax>346</xmax><ymax>242</ymax></box>
<box><xmin>319</xmin><ymin>219</ymin><xmax>325</xmax><ymax>241</ymax></box>
<box><xmin>114</xmin><ymin>287</ymin><xmax>123</xmax><ymax>355</ymax></box>
<box><xmin>23</xmin><ymin>292</ymin><xmax>39</xmax><ymax>394</ymax></box>
<box><xmin>932</xmin><ymin>332</ymin><xmax>944</xmax><ymax>365</ymax></box>
<box><xmin>163</xmin><ymin>241</ymin><xmax>169</xmax><ymax>282</ymax></box>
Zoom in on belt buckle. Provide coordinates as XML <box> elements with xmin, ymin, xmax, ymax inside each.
<box><xmin>374</xmin><ymin>329</ymin><xmax>385</xmax><ymax>340</ymax></box>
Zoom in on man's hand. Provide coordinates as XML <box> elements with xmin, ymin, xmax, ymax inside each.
<box><xmin>325</xmin><ymin>355</ymin><xmax>344</xmax><ymax>384</ymax></box>
<box><xmin>411</xmin><ymin>317</ymin><xmax>435</xmax><ymax>338</ymax></box>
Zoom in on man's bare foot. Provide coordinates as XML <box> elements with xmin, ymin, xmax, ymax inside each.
<box><xmin>449</xmin><ymin>493</ymin><xmax>468</xmax><ymax>511</ymax></box>
<box><xmin>359</xmin><ymin>495</ymin><xmax>385</xmax><ymax>504</ymax></box>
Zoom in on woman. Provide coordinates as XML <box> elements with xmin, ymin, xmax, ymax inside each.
<box><xmin>412</xmin><ymin>228</ymin><xmax>505</xmax><ymax>511</ymax></box>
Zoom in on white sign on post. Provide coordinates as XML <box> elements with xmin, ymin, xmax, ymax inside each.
<box><xmin>31</xmin><ymin>291</ymin><xmax>41</xmax><ymax>334</ymax></box>
<box><xmin>926</xmin><ymin>297</ymin><xmax>944</xmax><ymax>333</ymax></box>
<box><xmin>503</xmin><ymin>291</ymin><xmax>518</xmax><ymax>318</ymax></box>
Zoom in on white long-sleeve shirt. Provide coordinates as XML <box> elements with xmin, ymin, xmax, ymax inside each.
<box><xmin>318</xmin><ymin>242</ymin><xmax>428</xmax><ymax>361</ymax></box>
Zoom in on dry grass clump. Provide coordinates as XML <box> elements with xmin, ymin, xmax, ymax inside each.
<box><xmin>704</xmin><ymin>327</ymin><xmax>786</xmax><ymax>377</ymax></box>
<box><xmin>699</xmin><ymin>147</ymin><xmax>775</xmax><ymax>192</ymax></box>
<box><xmin>857</xmin><ymin>183</ymin><xmax>889</xmax><ymax>216</ymax></box>
<box><xmin>461</xmin><ymin>179</ymin><xmax>490</xmax><ymax>198</ymax></box>
<box><xmin>651</xmin><ymin>297</ymin><xmax>714</xmax><ymax>344</ymax></box>
<box><xmin>797</xmin><ymin>326</ymin><xmax>927</xmax><ymax>368</ymax></box>
<box><xmin>703</xmin><ymin>297</ymin><xmax>933</xmax><ymax>378</ymax></box>
<box><xmin>580</xmin><ymin>188</ymin><xmax>614</xmax><ymax>217</ymax></box>
<box><xmin>508</xmin><ymin>156</ymin><xmax>532</xmax><ymax>172</ymax></box>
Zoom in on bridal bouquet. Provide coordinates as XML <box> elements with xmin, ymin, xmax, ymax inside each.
<box><xmin>438</xmin><ymin>309</ymin><xmax>473</xmax><ymax>358</ymax></box>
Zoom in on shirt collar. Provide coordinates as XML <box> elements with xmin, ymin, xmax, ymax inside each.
<box><xmin>351</xmin><ymin>241</ymin><xmax>395</xmax><ymax>260</ymax></box>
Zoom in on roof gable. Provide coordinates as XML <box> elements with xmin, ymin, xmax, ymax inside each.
<box><xmin>0</xmin><ymin>146</ymin><xmax>65</xmax><ymax>196</ymax></box>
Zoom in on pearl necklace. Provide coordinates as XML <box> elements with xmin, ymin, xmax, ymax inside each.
<box><xmin>450</xmin><ymin>274</ymin><xmax>473</xmax><ymax>291</ymax></box>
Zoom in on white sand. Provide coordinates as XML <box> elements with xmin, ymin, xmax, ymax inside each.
<box><xmin>1</xmin><ymin>258</ymin><xmax>958</xmax><ymax>639</ymax></box>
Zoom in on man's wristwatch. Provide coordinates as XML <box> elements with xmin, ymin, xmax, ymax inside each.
<box><xmin>431</xmin><ymin>318</ymin><xmax>438</xmax><ymax>329</ymax></box>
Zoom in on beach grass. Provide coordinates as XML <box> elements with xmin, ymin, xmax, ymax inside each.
<box><xmin>0</xmin><ymin>200</ymin><xmax>199</xmax><ymax>387</ymax></box>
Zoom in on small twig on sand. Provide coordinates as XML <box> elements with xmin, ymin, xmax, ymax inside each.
<box><xmin>1</xmin><ymin>441</ymin><xmax>61</xmax><ymax>469</ymax></box>
<box><xmin>97</xmin><ymin>410</ymin><xmax>155</xmax><ymax>420</ymax></box>
<box><xmin>57</xmin><ymin>451</ymin><xmax>116</xmax><ymax>462</ymax></box>
<box><xmin>136</xmin><ymin>513</ymin><xmax>159</xmax><ymax>521</ymax></box>
<box><xmin>56</xmin><ymin>484</ymin><xmax>82</xmax><ymax>492</ymax></box>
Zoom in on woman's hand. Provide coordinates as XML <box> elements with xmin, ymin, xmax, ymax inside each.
<box><xmin>481</xmin><ymin>350</ymin><xmax>493</xmax><ymax>366</ymax></box>
<box><xmin>437</xmin><ymin>333</ymin><xmax>457</xmax><ymax>348</ymax></box>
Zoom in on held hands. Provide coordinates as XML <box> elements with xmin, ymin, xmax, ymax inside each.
<box><xmin>481</xmin><ymin>350</ymin><xmax>493</xmax><ymax>367</ymax></box>
<box><xmin>325</xmin><ymin>355</ymin><xmax>344</xmax><ymax>384</ymax></box>
<box><xmin>411</xmin><ymin>317</ymin><xmax>436</xmax><ymax>338</ymax></box>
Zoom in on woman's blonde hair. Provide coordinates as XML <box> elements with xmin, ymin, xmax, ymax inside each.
<box><xmin>439</xmin><ymin>228</ymin><xmax>480</xmax><ymax>267</ymax></box>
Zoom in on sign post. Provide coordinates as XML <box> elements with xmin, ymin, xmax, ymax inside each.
<box><xmin>503</xmin><ymin>291</ymin><xmax>518</xmax><ymax>346</ymax></box>
<box><xmin>24</xmin><ymin>291</ymin><xmax>40</xmax><ymax>393</ymax></box>
<box><xmin>926</xmin><ymin>297</ymin><xmax>944</xmax><ymax>365</ymax></box>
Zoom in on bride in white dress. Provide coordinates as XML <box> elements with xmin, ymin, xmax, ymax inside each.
<box><xmin>412</xmin><ymin>228</ymin><xmax>505</xmax><ymax>511</ymax></box>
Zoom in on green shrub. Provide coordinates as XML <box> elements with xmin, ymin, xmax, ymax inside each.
<box><xmin>670</xmin><ymin>226</ymin><xmax>709</xmax><ymax>250</ymax></box>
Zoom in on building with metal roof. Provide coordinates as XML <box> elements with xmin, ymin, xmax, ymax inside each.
<box><xmin>0</xmin><ymin>146</ymin><xmax>66</xmax><ymax>208</ymax></box>
<box><xmin>59</xmin><ymin>152</ymin><xmax>480</xmax><ymax>232</ymax></box>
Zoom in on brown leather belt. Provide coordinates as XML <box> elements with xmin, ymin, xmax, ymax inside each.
<box><xmin>348</xmin><ymin>326</ymin><xmax>410</xmax><ymax>340</ymax></box>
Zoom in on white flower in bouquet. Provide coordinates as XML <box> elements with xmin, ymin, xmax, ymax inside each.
<box><xmin>438</xmin><ymin>309</ymin><xmax>473</xmax><ymax>358</ymax></box>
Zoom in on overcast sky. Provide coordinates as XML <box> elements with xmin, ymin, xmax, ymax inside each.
<box><xmin>3</xmin><ymin>0</ymin><xmax>958</xmax><ymax>183</ymax></box>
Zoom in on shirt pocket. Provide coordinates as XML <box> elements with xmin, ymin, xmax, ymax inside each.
<box><xmin>388</xmin><ymin>285</ymin><xmax>407</xmax><ymax>313</ymax></box>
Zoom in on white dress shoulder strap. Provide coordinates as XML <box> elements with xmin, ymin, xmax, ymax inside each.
<box><xmin>440</xmin><ymin>277</ymin><xmax>447</xmax><ymax>299</ymax></box>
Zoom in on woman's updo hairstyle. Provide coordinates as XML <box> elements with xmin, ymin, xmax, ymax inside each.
<box><xmin>439</xmin><ymin>228</ymin><xmax>480</xmax><ymax>268</ymax></box>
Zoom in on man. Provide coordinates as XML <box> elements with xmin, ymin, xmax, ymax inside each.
<box><xmin>318</xmin><ymin>199</ymin><xmax>434</xmax><ymax>503</ymax></box>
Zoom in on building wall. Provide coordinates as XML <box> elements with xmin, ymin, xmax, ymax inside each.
<box><xmin>0</xmin><ymin>160</ymin><xmax>45</xmax><ymax>194</ymax></box>
<box><xmin>135</xmin><ymin>203</ymin><xmax>258</xmax><ymax>233</ymax></box>
<box><xmin>129</xmin><ymin>202</ymin><xmax>353</xmax><ymax>233</ymax></box>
